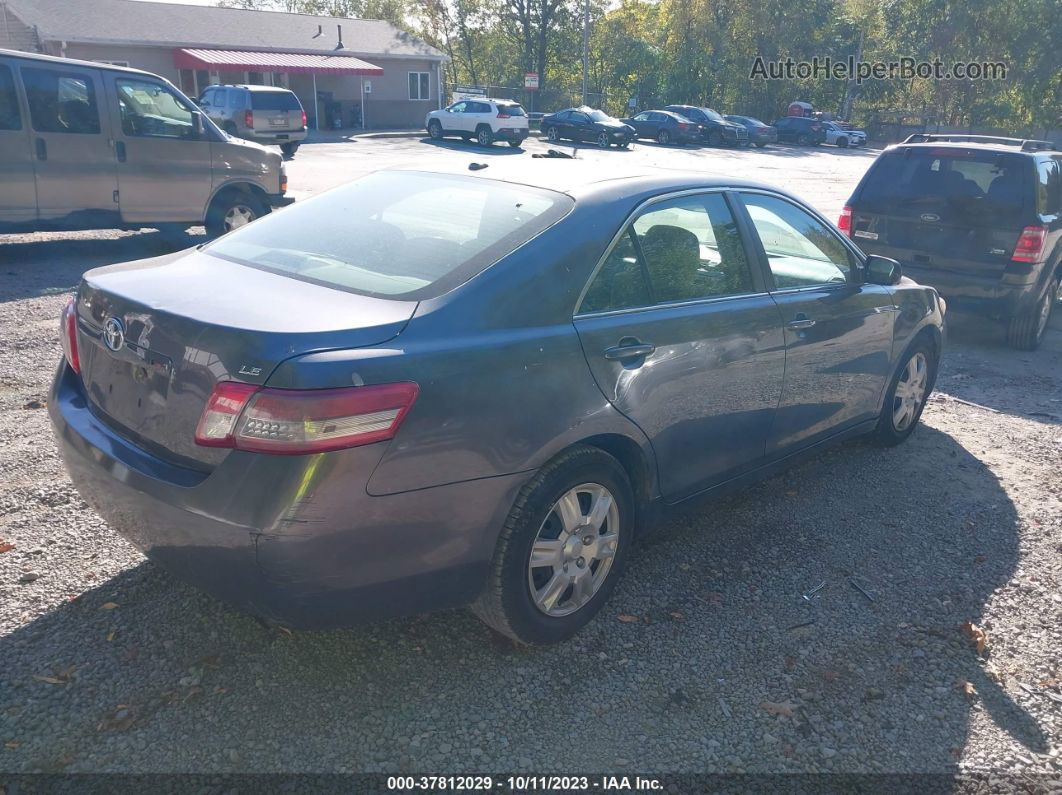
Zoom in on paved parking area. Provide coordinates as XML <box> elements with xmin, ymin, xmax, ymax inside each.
<box><xmin>0</xmin><ymin>137</ymin><xmax>1060</xmax><ymax>777</ymax></box>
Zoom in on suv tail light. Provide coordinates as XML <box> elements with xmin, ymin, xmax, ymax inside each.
<box><xmin>244</xmin><ymin>109</ymin><xmax>254</xmax><ymax>128</ymax></box>
<box><xmin>301</xmin><ymin>110</ymin><xmax>307</xmax><ymax>129</ymax></box>
<box><xmin>195</xmin><ymin>381</ymin><xmax>418</xmax><ymax>455</ymax></box>
<box><xmin>60</xmin><ymin>297</ymin><xmax>80</xmax><ymax>374</ymax></box>
<box><xmin>496</xmin><ymin>110</ymin><xmax>511</xmax><ymax>119</ymax></box>
<box><xmin>1011</xmin><ymin>225</ymin><xmax>1047</xmax><ymax>263</ymax></box>
<box><xmin>677</xmin><ymin>122</ymin><xmax>689</xmax><ymax>131</ymax></box>
<box><xmin>837</xmin><ymin>205</ymin><xmax>852</xmax><ymax>236</ymax></box>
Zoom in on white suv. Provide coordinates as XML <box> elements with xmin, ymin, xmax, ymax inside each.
<box><xmin>426</xmin><ymin>98</ymin><xmax>530</xmax><ymax>148</ymax></box>
<box><xmin>823</xmin><ymin>121</ymin><xmax>867</xmax><ymax>148</ymax></box>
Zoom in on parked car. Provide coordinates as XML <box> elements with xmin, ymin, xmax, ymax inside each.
<box><xmin>0</xmin><ymin>48</ymin><xmax>290</xmax><ymax>238</ymax></box>
<box><xmin>843</xmin><ymin>134</ymin><xmax>1061</xmax><ymax>350</ymax></box>
<box><xmin>425</xmin><ymin>98</ymin><xmax>529</xmax><ymax>147</ymax></box>
<box><xmin>725</xmin><ymin>115</ymin><xmax>778</xmax><ymax>148</ymax></box>
<box><xmin>664</xmin><ymin>105</ymin><xmax>748</xmax><ymax>146</ymax></box>
<box><xmin>774</xmin><ymin>116</ymin><xmax>827</xmax><ymax>145</ymax></box>
<box><xmin>51</xmin><ymin>162</ymin><xmax>945</xmax><ymax>645</ymax></box>
<box><xmin>823</xmin><ymin>121</ymin><xmax>866</xmax><ymax>148</ymax></box>
<box><xmin>621</xmin><ymin>110</ymin><xmax>700</xmax><ymax>145</ymax></box>
<box><xmin>539</xmin><ymin>107</ymin><xmax>634</xmax><ymax>148</ymax></box>
<box><xmin>198</xmin><ymin>84</ymin><xmax>307</xmax><ymax>158</ymax></box>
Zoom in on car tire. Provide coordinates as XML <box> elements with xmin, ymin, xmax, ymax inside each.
<box><xmin>796</xmin><ymin>133</ymin><xmax>810</xmax><ymax>145</ymax></box>
<box><xmin>836</xmin><ymin>137</ymin><xmax>849</xmax><ymax>148</ymax></box>
<box><xmin>280</xmin><ymin>142</ymin><xmax>299</xmax><ymax>158</ymax></box>
<box><xmin>1007</xmin><ymin>275</ymin><xmax>1059</xmax><ymax>351</ymax></box>
<box><xmin>508</xmin><ymin>138</ymin><xmax>524</xmax><ymax>148</ymax></box>
<box><xmin>872</xmin><ymin>336</ymin><xmax>937</xmax><ymax>446</ymax></box>
<box><xmin>476</xmin><ymin>126</ymin><xmax>494</xmax><ymax>147</ymax></box>
<box><xmin>471</xmin><ymin>445</ymin><xmax>635</xmax><ymax>645</ymax></box>
<box><xmin>755</xmin><ymin>142</ymin><xmax>768</xmax><ymax>148</ymax></box>
<box><xmin>596</xmin><ymin>132</ymin><xmax>610</xmax><ymax>148</ymax></box>
<box><xmin>617</xmin><ymin>141</ymin><xmax>630</xmax><ymax>149</ymax></box>
<box><xmin>546</xmin><ymin>125</ymin><xmax>559</xmax><ymax>143</ymax></box>
<box><xmin>427</xmin><ymin>120</ymin><xmax>443</xmax><ymax>140</ymax></box>
<box><xmin>205</xmin><ymin>189</ymin><xmax>267</xmax><ymax>238</ymax></box>
<box><xmin>657</xmin><ymin>129</ymin><xmax>671</xmax><ymax>145</ymax></box>
<box><xmin>708</xmin><ymin>130</ymin><xmax>723</xmax><ymax>147</ymax></box>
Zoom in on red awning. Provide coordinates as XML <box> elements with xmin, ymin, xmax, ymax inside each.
<box><xmin>175</xmin><ymin>48</ymin><xmax>383</xmax><ymax>76</ymax></box>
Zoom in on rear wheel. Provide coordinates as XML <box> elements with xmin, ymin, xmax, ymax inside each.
<box><xmin>657</xmin><ymin>129</ymin><xmax>671</xmax><ymax>145</ymax></box>
<box><xmin>796</xmin><ymin>133</ymin><xmax>811</xmax><ymax>145</ymax></box>
<box><xmin>873</xmin><ymin>337</ymin><xmax>936</xmax><ymax>446</ymax></box>
<box><xmin>472</xmin><ymin>445</ymin><xmax>634</xmax><ymax>645</ymax></box>
<box><xmin>427</xmin><ymin>120</ymin><xmax>443</xmax><ymax>140</ymax></box>
<box><xmin>836</xmin><ymin>136</ymin><xmax>849</xmax><ymax>148</ymax></box>
<box><xmin>476</xmin><ymin>126</ymin><xmax>494</xmax><ymax>147</ymax></box>
<box><xmin>206</xmin><ymin>190</ymin><xmax>267</xmax><ymax>238</ymax></box>
<box><xmin>1007</xmin><ymin>275</ymin><xmax>1060</xmax><ymax>350</ymax></box>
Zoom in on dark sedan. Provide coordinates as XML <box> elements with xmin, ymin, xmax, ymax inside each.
<box><xmin>664</xmin><ymin>105</ymin><xmax>748</xmax><ymax>146</ymax></box>
<box><xmin>540</xmin><ymin>107</ymin><xmax>634</xmax><ymax>147</ymax></box>
<box><xmin>51</xmin><ymin>164</ymin><xmax>945</xmax><ymax>645</ymax></box>
<box><xmin>774</xmin><ymin>116</ymin><xmax>827</xmax><ymax>145</ymax></box>
<box><xmin>621</xmin><ymin>110</ymin><xmax>700</xmax><ymax>145</ymax></box>
<box><xmin>725</xmin><ymin>115</ymin><xmax>778</xmax><ymax>148</ymax></box>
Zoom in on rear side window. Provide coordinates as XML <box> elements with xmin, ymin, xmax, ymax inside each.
<box><xmin>0</xmin><ymin>64</ymin><xmax>20</xmax><ymax>130</ymax></box>
<box><xmin>206</xmin><ymin>171</ymin><xmax>573</xmax><ymax>299</ymax></box>
<box><xmin>858</xmin><ymin>149</ymin><xmax>1029</xmax><ymax>220</ymax></box>
<box><xmin>251</xmin><ymin>91</ymin><xmax>301</xmax><ymax>111</ymax></box>
<box><xmin>1037</xmin><ymin>160</ymin><xmax>1061</xmax><ymax>214</ymax></box>
<box><xmin>22</xmin><ymin>67</ymin><xmax>100</xmax><ymax>134</ymax></box>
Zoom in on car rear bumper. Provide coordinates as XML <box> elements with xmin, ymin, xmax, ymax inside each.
<box><xmin>896</xmin><ymin>264</ymin><xmax>1033</xmax><ymax>318</ymax></box>
<box><xmin>248</xmin><ymin>130</ymin><xmax>308</xmax><ymax>144</ymax></box>
<box><xmin>49</xmin><ymin>364</ymin><xmax>527</xmax><ymax>629</ymax></box>
<box><xmin>494</xmin><ymin>127</ymin><xmax>528</xmax><ymax>140</ymax></box>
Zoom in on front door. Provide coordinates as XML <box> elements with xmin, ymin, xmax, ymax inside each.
<box><xmin>0</xmin><ymin>61</ymin><xmax>36</xmax><ymax>226</ymax></box>
<box><xmin>20</xmin><ymin>62</ymin><xmax>118</xmax><ymax>225</ymax></box>
<box><xmin>574</xmin><ymin>191</ymin><xmax>786</xmax><ymax>501</ymax></box>
<box><xmin>736</xmin><ymin>191</ymin><xmax>896</xmax><ymax>453</ymax></box>
<box><xmin>106</xmin><ymin>74</ymin><xmax>213</xmax><ymax>224</ymax></box>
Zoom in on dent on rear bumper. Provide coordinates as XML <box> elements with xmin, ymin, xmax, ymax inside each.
<box><xmin>48</xmin><ymin>365</ymin><xmax>527</xmax><ymax>628</ymax></box>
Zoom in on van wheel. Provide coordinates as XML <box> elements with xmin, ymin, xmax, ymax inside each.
<box><xmin>471</xmin><ymin>445</ymin><xmax>634</xmax><ymax>645</ymax></box>
<box><xmin>206</xmin><ymin>190</ymin><xmax>267</xmax><ymax>238</ymax></box>
<box><xmin>280</xmin><ymin>142</ymin><xmax>299</xmax><ymax>158</ymax></box>
<box><xmin>1007</xmin><ymin>275</ymin><xmax>1059</xmax><ymax>351</ymax></box>
<box><xmin>476</xmin><ymin>126</ymin><xmax>494</xmax><ymax>147</ymax></box>
<box><xmin>873</xmin><ymin>337</ymin><xmax>937</xmax><ymax>446</ymax></box>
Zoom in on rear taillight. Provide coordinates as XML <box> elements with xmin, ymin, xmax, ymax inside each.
<box><xmin>301</xmin><ymin>110</ymin><xmax>307</xmax><ymax>129</ymax></box>
<box><xmin>496</xmin><ymin>111</ymin><xmax>511</xmax><ymax>119</ymax></box>
<box><xmin>195</xmin><ymin>381</ymin><xmax>418</xmax><ymax>455</ymax></box>
<box><xmin>1011</xmin><ymin>225</ymin><xmax>1047</xmax><ymax>263</ymax></box>
<box><xmin>677</xmin><ymin>122</ymin><xmax>689</xmax><ymax>131</ymax></box>
<box><xmin>244</xmin><ymin>109</ymin><xmax>254</xmax><ymax>128</ymax></box>
<box><xmin>60</xmin><ymin>297</ymin><xmax>80</xmax><ymax>374</ymax></box>
<box><xmin>837</xmin><ymin>205</ymin><xmax>852</xmax><ymax>237</ymax></box>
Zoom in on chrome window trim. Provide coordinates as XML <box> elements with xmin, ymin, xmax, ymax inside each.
<box><xmin>573</xmin><ymin>186</ymin><xmax>755</xmax><ymax>317</ymax></box>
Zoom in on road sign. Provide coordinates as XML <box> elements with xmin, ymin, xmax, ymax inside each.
<box><xmin>524</xmin><ymin>72</ymin><xmax>539</xmax><ymax>90</ymax></box>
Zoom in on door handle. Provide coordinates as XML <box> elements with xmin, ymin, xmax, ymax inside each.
<box><xmin>787</xmin><ymin>316</ymin><xmax>816</xmax><ymax>329</ymax></box>
<box><xmin>34</xmin><ymin>138</ymin><xmax>46</xmax><ymax>161</ymax></box>
<box><xmin>604</xmin><ymin>341</ymin><xmax>656</xmax><ymax>361</ymax></box>
<box><xmin>115</xmin><ymin>141</ymin><xmax>126</xmax><ymax>162</ymax></box>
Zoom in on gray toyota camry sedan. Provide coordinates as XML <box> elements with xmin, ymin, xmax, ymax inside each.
<box><xmin>50</xmin><ymin>163</ymin><xmax>945</xmax><ymax>644</ymax></box>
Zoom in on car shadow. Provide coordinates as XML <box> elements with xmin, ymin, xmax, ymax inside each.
<box><xmin>417</xmin><ymin>137</ymin><xmax>528</xmax><ymax>155</ymax></box>
<box><xmin>0</xmin><ymin>230</ymin><xmax>208</xmax><ymax>304</ymax></box>
<box><xmin>0</xmin><ymin>424</ymin><xmax>1042</xmax><ymax>773</ymax></box>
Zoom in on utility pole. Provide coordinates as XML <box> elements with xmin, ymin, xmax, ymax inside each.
<box><xmin>581</xmin><ymin>0</ymin><xmax>589</xmax><ymax>105</ymax></box>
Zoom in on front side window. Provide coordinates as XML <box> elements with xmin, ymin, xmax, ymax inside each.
<box><xmin>580</xmin><ymin>193</ymin><xmax>754</xmax><ymax>313</ymax></box>
<box><xmin>448</xmin><ymin>102</ymin><xmax>466</xmax><ymax>113</ymax></box>
<box><xmin>116</xmin><ymin>78</ymin><xmax>196</xmax><ymax>139</ymax></box>
<box><xmin>741</xmin><ymin>193</ymin><xmax>852</xmax><ymax>289</ymax></box>
<box><xmin>22</xmin><ymin>67</ymin><xmax>100</xmax><ymax>134</ymax></box>
<box><xmin>0</xmin><ymin>64</ymin><xmax>20</xmax><ymax>130</ymax></box>
<box><xmin>408</xmin><ymin>71</ymin><xmax>430</xmax><ymax>101</ymax></box>
<box><xmin>206</xmin><ymin>171</ymin><xmax>572</xmax><ymax>299</ymax></box>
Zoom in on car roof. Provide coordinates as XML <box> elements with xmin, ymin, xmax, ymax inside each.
<box><xmin>0</xmin><ymin>46</ymin><xmax>157</xmax><ymax>78</ymax></box>
<box><xmin>221</xmin><ymin>84</ymin><xmax>297</xmax><ymax>92</ymax></box>
<box><xmin>889</xmin><ymin>141</ymin><xmax>1056</xmax><ymax>156</ymax></box>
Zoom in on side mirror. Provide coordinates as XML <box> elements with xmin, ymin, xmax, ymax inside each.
<box><xmin>864</xmin><ymin>254</ymin><xmax>902</xmax><ymax>285</ymax></box>
<box><xmin>191</xmin><ymin>110</ymin><xmax>205</xmax><ymax>139</ymax></box>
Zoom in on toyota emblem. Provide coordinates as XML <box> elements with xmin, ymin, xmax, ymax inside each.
<box><xmin>102</xmin><ymin>317</ymin><xmax>125</xmax><ymax>352</ymax></box>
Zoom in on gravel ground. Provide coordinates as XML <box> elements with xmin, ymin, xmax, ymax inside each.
<box><xmin>1</xmin><ymin>137</ymin><xmax>1060</xmax><ymax>777</ymax></box>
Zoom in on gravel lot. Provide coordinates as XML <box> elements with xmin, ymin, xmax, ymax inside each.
<box><xmin>1</xmin><ymin>135</ymin><xmax>1060</xmax><ymax>777</ymax></box>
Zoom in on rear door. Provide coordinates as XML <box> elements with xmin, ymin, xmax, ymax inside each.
<box><xmin>106</xmin><ymin>73</ymin><xmax>213</xmax><ymax>224</ymax></box>
<box><xmin>0</xmin><ymin>60</ymin><xmax>36</xmax><ymax>226</ymax></box>
<box><xmin>850</xmin><ymin>148</ymin><xmax>1031</xmax><ymax>282</ymax></box>
<box><xmin>20</xmin><ymin>62</ymin><xmax>118</xmax><ymax>224</ymax></box>
<box><xmin>736</xmin><ymin>191</ymin><xmax>896</xmax><ymax>453</ymax></box>
<box><xmin>574</xmin><ymin>191</ymin><xmax>786</xmax><ymax>501</ymax></box>
<box><xmin>250</xmin><ymin>89</ymin><xmax>303</xmax><ymax>134</ymax></box>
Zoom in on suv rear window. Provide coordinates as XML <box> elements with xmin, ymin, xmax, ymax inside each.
<box><xmin>206</xmin><ymin>171</ymin><xmax>573</xmax><ymax>299</ymax></box>
<box><xmin>858</xmin><ymin>149</ymin><xmax>1029</xmax><ymax>221</ymax></box>
<box><xmin>250</xmin><ymin>91</ymin><xmax>301</xmax><ymax>111</ymax></box>
<box><xmin>497</xmin><ymin>103</ymin><xmax>526</xmax><ymax>116</ymax></box>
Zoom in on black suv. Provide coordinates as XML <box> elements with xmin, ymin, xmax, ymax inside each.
<box><xmin>843</xmin><ymin>135</ymin><xmax>1061</xmax><ymax>349</ymax></box>
<box><xmin>663</xmin><ymin>105</ymin><xmax>748</xmax><ymax>146</ymax></box>
<box><xmin>773</xmin><ymin>116</ymin><xmax>826</xmax><ymax>145</ymax></box>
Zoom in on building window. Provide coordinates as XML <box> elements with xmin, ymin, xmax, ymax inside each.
<box><xmin>408</xmin><ymin>72</ymin><xmax>430</xmax><ymax>101</ymax></box>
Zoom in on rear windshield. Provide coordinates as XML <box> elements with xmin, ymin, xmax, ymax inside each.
<box><xmin>858</xmin><ymin>149</ymin><xmax>1029</xmax><ymax>220</ymax></box>
<box><xmin>498</xmin><ymin>103</ymin><xmax>526</xmax><ymax>116</ymax></box>
<box><xmin>206</xmin><ymin>171</ymin><xmax>573</xmax><ymax>299</ymax></box>
<box><xmin>250</xmin><ymin>91</ymin><xmax>302</xmax><ymax>111</ymax></box>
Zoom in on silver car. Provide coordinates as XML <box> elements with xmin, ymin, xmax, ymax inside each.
<box><xmin>198</xmin><ymin>84</ymin><xmax>307</xmax><ymax>158</ymax></box>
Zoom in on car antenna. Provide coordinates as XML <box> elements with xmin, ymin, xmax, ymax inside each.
<box><xmin>469</xmin><ymin>162</ymin><xmax>488</xmax><ymax>170</ymax></box>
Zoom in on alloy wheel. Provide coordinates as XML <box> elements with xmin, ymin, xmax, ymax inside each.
<box><xmin>527</xmin><ymin>483</ymin><xmax>620</xmax><ymax>618</ymax></box>
<box><xmin>429</xmin><ymin>122</ymin><xmax>442</xmax><ymax>139</ymax></box>
<box><xmin>658</xmin><ymin>130</ymin><xmax>670</xmax><ymax>145</ymax></box>
<box><xmin>222</xmin><ymin>204</ymin><xmax>256</xmax><ymax>232</ymax></box>
<box><xmin>597</xmin><ymin>132</ymin><xmax>609</xmax><ymax>148</ymax></box>
<box><xmin>547</xmin><ymin>126</ymin><xmax>559</xmax><ymax>142</ymax></box>
<box><xmin>892</xmin><ymin>352</ymin><xmax>928</xmax><ymax>431</ymax></box>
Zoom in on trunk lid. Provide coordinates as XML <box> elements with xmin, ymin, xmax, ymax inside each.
<box><xmin>75</xmin><ymin>249</ymin><xmax>415</xmax><ymax>470</ymax></box>
<box><xmin>851</xmin><ymin>148</ymin><xmax>1030</xmax><ymax>279</ymax></box>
